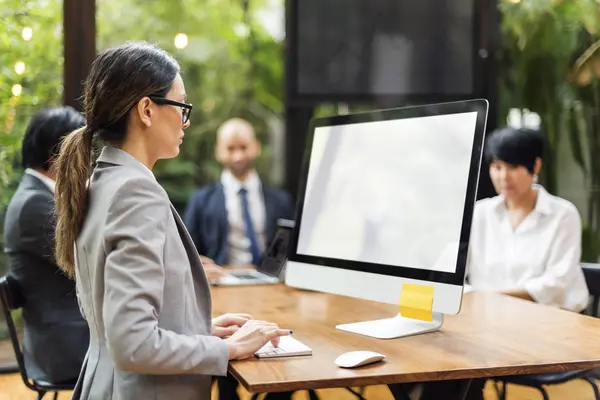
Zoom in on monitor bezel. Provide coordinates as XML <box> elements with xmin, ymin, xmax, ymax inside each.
<box><xmin>288</xmin><ymin>99</ymin><xmax>488</xmax><ymax>287</ymax></box>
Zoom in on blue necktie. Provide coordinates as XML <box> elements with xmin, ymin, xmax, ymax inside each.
<box><xmin>239</xmin><ymin>187</ymin><xmax>261</xmax><ymax>265</ymax></box>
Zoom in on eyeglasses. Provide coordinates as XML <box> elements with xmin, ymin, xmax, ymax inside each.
<box><xmin>148</xmin><ymin>96</ymin><xmax>193</xmax><ymax>124</ymax></box>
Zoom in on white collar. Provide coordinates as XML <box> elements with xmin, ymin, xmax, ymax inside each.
<box><xmin>220</xmin><ymin>169</ymin><xmax>261</xmax><ymax>194</ymax></box>
<box><xmin>492</xmin><ymin>184</ymin><xmax>553</xmax><ymax>216</ymax></box>
<box><xmin>25</xmin><ymin>168</ymin><xmax>55</xmax><ymax>193</ymax></box>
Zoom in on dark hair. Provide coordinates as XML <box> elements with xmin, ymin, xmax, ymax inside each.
<box><xmin>52</xmin><ymin>42</ymin><xmax>180</xmax><ymax>277</ymax></box>
<box><xmin>484</xmin><ymin>127</ymin><xmax>544</xmax><ymax>174</ymax></box>
<box><xmin>21</xmin><ymin>107</ymin><xmax>85</xmax><ymax>171</ymax></box>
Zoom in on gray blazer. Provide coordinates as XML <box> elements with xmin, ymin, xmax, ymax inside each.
<box><xmin>72</xmin><ymin>146</ymin><xmax>229</xmax><ymax>400</ymax></box>
<box><xmin>4</xmin><ymin>173</ymin><xmax>88</xmax><ymax>383</ymax></box>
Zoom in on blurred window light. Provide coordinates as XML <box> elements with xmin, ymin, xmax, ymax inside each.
<box><xmin>22</xmin><ymin>27</ymin><xmax>33</xmax><ymax>41</ymax></box>
<box><xmin>256</xmin><ymin>0</ymin><xmax>284</xmax><ymax>41</ymax></box>
<box><xmin>233</xmin><ymin>23</ymin><xmax>250</xmax><ymax>38</ymax></box>
<box><xmin>12</xmin><ymin>84</ymin><xmax>23</xmax><ymax>97</ymax></box>
<box><xmin>15</xmin><ymin>61</ymin><xmax>26</xmax><ymax>75</ymax></box>
<box><xmin>174</xmin><ymin>33</ymin><xmax>188</xmax><ymax>49</ymax></box>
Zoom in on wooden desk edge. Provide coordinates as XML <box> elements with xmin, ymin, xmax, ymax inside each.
<box><xmin>229</xmin><ymin>359</ymin><xmax>600</xmax><ymax>393</ymax></box>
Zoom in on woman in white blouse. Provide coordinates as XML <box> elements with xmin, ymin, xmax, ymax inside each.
<box><xmin>467</xmin><ymin>126</ymin><xmax>589</xmax><ymax>312</ymax></box>
<box><xmin>417</xmin><ymin>127</ymin><xmax>590</xmax><ymax>400</ymax></box>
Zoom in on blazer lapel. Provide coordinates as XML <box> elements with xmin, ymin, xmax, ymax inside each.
<box><xmin>213</xmin><ymin>184</ymin><xmax>229</xmax><ymax>261</ymax></box>
<box><xmin>169</xmin><ymin>204</ymin><xmax>211</xmax><ymax>288</ymax></box>
<box><xmin>263</xmin><ymin>187</ymin><xmax>276</xmax><ymax>242</ymax></box>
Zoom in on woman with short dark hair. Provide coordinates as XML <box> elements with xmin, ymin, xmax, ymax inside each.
<box><xmin>418</xmin><ymin>126</ymin><xmax>590</xmax><ymax>400</ymax></box>
<box><xmin>467</xmin><ymin>126</ymin><xmax>588</xmax><ymax>311</ymax></box>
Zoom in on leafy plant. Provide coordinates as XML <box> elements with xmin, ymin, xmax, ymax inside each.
<box><xmin>569</xmin><ymin>36</ymin><xmax>600</xmax><ymax>260</ymax></box>
<box><xmin>499</xmin><ymin>0</ymin><xmax>600</xmax><ymax>260</ymax></box>
<box><xmin>0</xmin><ymin>0</ymin><xmax>64</xmax><ymax>206</ymax></box>
<box><xmin>498</xmin><ymin>0</ymin><xmax>598</xmax><ymax>192</ymax></box>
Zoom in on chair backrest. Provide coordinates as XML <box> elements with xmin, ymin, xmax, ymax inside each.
<box><xmin>581</xmin><ymin>263</ymin><xmax>600</xmax><ymax>317</ymax></box>
<box><xmin>0</xmin><ymin>276</ymin><xmax>35</xmax><ymax>390</ymax></box>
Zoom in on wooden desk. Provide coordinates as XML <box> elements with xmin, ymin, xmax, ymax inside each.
<box><xmin>212</xmin><ymin>285</ymin><xmax>600</xmax><ymax>397</ymax></box>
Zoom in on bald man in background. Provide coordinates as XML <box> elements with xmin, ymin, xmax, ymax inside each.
<box><xmin>184</xmin><ymin>117</ymin><xmax>294</xmax><ymax>271</ymax></box>
<box><xmin>184</xmin><ymin>118</ymin><xmax>295</xmax><ymax>400</ymax></box>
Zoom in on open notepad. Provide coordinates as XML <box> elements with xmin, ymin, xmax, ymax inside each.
<box><xmin>255</xmin><ymin>336</ymin><xmax>312</xmax><ymax>359</ymax></box>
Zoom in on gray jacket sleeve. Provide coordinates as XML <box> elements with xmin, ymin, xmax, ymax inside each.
<box><xmin>102</xmin><ymin>179</ymin><xmax>229</xmax><ymax>376</ymax></box>
<box><xmin>19</xmin><ymin>191</ymin><xmax>58</xmax><ymax>266</ymax></box>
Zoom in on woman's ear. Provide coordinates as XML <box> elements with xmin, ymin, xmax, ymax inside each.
<box><xmin>534</xmin><ymin>157</ymin><xmax>542</xmax><ymax>175</ymax></box>
<box><xmin>135</xmin><ymin>97</ymin><xmax>154</xmax><ymax>128</ymax></box>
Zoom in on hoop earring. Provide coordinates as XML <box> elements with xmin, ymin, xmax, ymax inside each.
<box><xmin>533</xmin><ymin>174</ymin><xmax>539</xmax><ymax>184</ymax></box>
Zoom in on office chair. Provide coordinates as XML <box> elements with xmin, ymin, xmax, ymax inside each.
<box><xmin>249</xmin><ymin>388</ymin><xmax>367</xmax><ymax>400</ymax></box>
<box><xmin>583</xmin><ymin>263</ymin><xmax>600</xmax><ymax>381</ymax></box>
<box><xmin>493</xmin><ymin>263</ymin><xmax>600</xmax><ymax>400</ymax></box>
<box><xmin>0</xmin><ymin>276</ymin><xmax>76</xmax><ymax>400</ymax></box>
<box><xmin>582</xmin><ymin>263</ymin><xmax>600</xmax><ymax>317</ymax></box>
<box><xmin>494</xmin><ymin>371</ymin><xmax>599</xmax><ymax>400</ymax></box>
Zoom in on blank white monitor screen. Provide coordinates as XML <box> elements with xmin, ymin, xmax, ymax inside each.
<box><xmin>296</xmin><ymin>111</ymin><xmax>478</xmax><ymax>274</ymax></box>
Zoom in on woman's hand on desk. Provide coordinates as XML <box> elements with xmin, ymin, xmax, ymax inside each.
<box><xmin>224</xmin><ymin>320</ymin><xmax>292</xmax><ymax>360</ymax></box>
<box><xmin>204</xmin><ymin>265</ymin><xmax>228</xmax><ymax>281</ymax></box>
<box><xmin>200</xmin><ymin>255</ymin><xmax>215</xmax><ymax>265</ymax></box>
<box><xmin>212</xmin><ymin>313</ymin><xmax>252</xmax><ymax>337</ymax></box>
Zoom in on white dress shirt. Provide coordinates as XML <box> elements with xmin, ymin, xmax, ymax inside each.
<box><xmin>221</xmin><ymin>169</ymin><xmax>266</xmax><ymax>266</ymax></box>
<box><xmin>25</xmin><ymin>168</ymin><xmax>56</xmax><ymax>193</ymax></box>
<box><xmin>467</xmin><ymin>185</ymin><xmax>589</xmax><ymax>312</ymax></box>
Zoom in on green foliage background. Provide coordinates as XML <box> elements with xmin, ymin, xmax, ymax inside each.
<box><xmin>3</xmin><ymin>0</ymin><xmax>600</xmax><ymax>270</ymax></box>
<box><xmin>0</xmin><ymin>0</ymin><xmax>285</xmax><ymax>211</ymax></box>
<box><xmin>96</xmin><ymin>0</ymin><xmax>287</xmax><ymax>210</ymax></box>
<box><xmin>498</xmin><ymin>0</ymin><xmax>600</xmax><ymax>260</ymax></box>
<box><xmin>0</xmin><ymin>0</ymin><xmax>64</xmax><ymax>205</ymax></box>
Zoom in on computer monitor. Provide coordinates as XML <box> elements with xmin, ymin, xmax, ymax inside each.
<box><xmin>285</xmin><ymin>99</ymin><xmax>488</xmax><ymax>339</ymax></box>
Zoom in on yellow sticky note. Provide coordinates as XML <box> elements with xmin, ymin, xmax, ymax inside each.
<box><xmin>399</xmin><ymin>283</ymin><xmax>434</xmax><ymax>321</ymax></box>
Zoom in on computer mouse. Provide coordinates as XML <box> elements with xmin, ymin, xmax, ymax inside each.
<box><xmin>334</xmin><ymin>351</ymin><xmax>386</xmax><ymax>368</ymax></box>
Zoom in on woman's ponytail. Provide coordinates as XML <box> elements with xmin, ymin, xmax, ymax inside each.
<box><xmin>52</xmin><ymin>126</ymin><xmax>93</xmax><ymax>278</ymax></box>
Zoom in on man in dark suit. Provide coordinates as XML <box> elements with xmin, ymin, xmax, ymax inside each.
<box><xmin>183</xmin><ymin>118</ymin><xmax>294</xmax><ymax>400</ymax></box>
<box><xmin>184</xmin><ymin>117</ymin><xmax>294</xmax><ymax>270</ymax></box>
<box><xmin>3</xmin><ymin>107</ymin><xmax>89</xmax><ymax>383</ymax></box>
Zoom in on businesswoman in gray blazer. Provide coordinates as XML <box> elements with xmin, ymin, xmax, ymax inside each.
<box><xmin>51</xmin><ymin>42</ymin><xmax>290</xmax><ymax>400</ymax></box>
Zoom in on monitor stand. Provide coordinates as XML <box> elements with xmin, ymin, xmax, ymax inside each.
<box><xmin>336</xmin><ymin>312</ymin><xmax>443</xmax><ymax>339</ymax></box>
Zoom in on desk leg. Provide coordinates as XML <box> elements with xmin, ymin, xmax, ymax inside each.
<box><xmin>388</xmin><ymin>380</ymin><xmax>473</xmax><ymax>400</ymax></box>
<box><xmin>387</xmin><ymin>384</ymin><xmax>413</xmax><ymax>400</ymax></box>
<box><xmin>454</xmin><ymin>379</ymin><xmax>473</xmax><ymax>400</ymax></box>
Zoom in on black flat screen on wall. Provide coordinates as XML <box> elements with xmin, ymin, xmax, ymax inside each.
<box><xmin>286</xmin><ymin>0</ymin><xmax>480</xmax><ymax>104</ymax></box>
